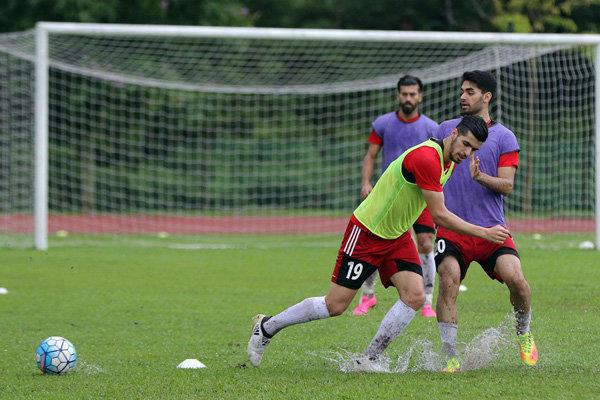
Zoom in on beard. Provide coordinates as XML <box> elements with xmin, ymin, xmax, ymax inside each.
<box><xmin>460</xmin><ymin>104</ymin><xmax>476</xmax><ymax>116</ymax></box>
<box><xmin>400</xmin><ymin>102</ymin><xmax>416</xmax><ymax>115</ymax></box>
<box><xmin>452</xmin><ymin>154</ymin><xmax>465</xmax><ymax>163</ymax></box>
<box><xmin>449</xmin><ymin>137</ymin><xmax>464</xmax><ymax>163</ymax></box>
<box><xmin>460</xmin><ymin>100</ymin><xmax>483</xmax><ymax>116</ymax></box>
<box><xmin>449</xmin><ymin>151</ymin><xmax>465</xmax><ymax>163</ymax></box>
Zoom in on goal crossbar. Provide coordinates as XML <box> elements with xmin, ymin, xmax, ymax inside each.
<box><xmin>37</xmin><ymin>22</ymin><xmax>600</xmax><ymax>45</ymax></box>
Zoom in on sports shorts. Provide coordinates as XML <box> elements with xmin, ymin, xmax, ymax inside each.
<box><xmin>331</xmin><ymin>215</ymin><xmax>422</xmax><ymax>289</ymax></box>
<box><xmin>434</xmin><ymin>225</ymin><xmax>519</xmax><ymax>282</ymax></box>
<box><xmin>413</xmin><ymin>207</ymin><xmax>435</xmax><ymax>235</ymax></box>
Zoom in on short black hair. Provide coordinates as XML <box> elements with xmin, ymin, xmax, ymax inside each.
<box><xmin>397</xmin><ymin>75</ymin><xmax>423</xmax><ymax>92</ymax></box>
<box><xmin>456</xmin><ymin>115</ymin><xmax>488</xmax><ymax>143</ymax></box>
<box><xmin>462</xmin><ymin>70</ymin><xmax>496</xmax><ymax>101</ymax></box>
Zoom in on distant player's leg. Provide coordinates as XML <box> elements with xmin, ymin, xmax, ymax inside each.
<box><xmin>493</xmin><ymin>254</ymin><xmax>538</xmax><ymax>366</ymax></box>
<box><xmin>353</xmin><ymin>271</ymin><xmax>378</xmax><ymax>316</ymax></box>
<box><xmin>414</xmin><ymin>209</ymin><xmax>437</xmax><ymax>318</ymax></box>
<box><xmin>417</xmin><ymin>232</ymin><xmax>436</xmax><ymax>317</ymax></box>
<box><xmin>435</xmin><ymin>254</ymin><xmax>462</xmax><ymax>372</ymax></box>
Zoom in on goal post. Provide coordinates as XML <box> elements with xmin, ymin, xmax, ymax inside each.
<box><xmin>596</xmin><ymin>44</ymin><xmax>600</xmax><ymax>252</ymax></box>
<box><xmin>1</xmin><ymin>23</ymin><xmax>598</xmax><ymax>249</ymax></box>
<box><xmin>35</xmin><ymin>26</ymin><xmax>49</xmax><ymax>251</ymax></box>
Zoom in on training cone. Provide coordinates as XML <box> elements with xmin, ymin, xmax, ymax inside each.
<box><xmin>177</xmin><ymin>359</ymin><xmax>206</xmax><ymax>369</ymax></box>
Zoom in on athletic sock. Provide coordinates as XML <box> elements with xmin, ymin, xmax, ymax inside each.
<box><xmin>361</xmin><ymin>271</ymin><xmax>377</xmax><ymax>297</ymax></box>
<box><xmin>515</xmin><ymin>309</ymin><xmax>531</xmax><ymax>335</ymax></box>
<box><xmin>262</xmin><ymin>296</ymin><xmax>330</xmax><ymax>336</ymax></box>
<box><xmin>438</xmin><ymin>322</ymin><xmax>458</xmax><ymax>357</ymax></box>
<box><xmin>364</xmin><ymin>300</ymin><xmax>416</xmax><ymax>357</ymax></box>
<box><xmin>420</xmin><ymin>251</ymin><xmax>436</xmax><ymax>306</ymax></box>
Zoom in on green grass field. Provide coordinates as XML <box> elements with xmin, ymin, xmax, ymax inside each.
<box><xmin>1</xmin><ymin>233</ymin><xmax>599</xmax><ymax>399</ymax></box>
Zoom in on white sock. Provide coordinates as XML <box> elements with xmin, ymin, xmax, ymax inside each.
<box><xmin>438</xmin><ymin>322</ymin><xmax>458</xmax><ymax>357</ymax></box>
<box><xmin>515</xmin><ymin>309</ymin><xmax>531</xmax><ymax>335</ymax></box>
<box><xmin>364</xmin><ymin>300</ymin><xmax>416</xmax><ymax>357</ymax></box>
<box><xmin>362</xmin><ymin>271</ymin><xmax>377</xmax><ymax>297</ymax></box>
<box><xmin>420</xmin><ymin>251</ymin><xmax>436</xmax><ymax>306</ymax></box>
<box><xmin>262</xmin><ymin>296</ymin><xmax>330</xmax><ymax>336</ymax></box>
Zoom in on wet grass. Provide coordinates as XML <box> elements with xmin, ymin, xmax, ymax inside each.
<box><xmin>0</xmin><ymin>233</ymin><xmax>598</xmax><ymax>399</ymax></box>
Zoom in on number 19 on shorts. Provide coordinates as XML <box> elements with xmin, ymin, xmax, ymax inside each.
<box><xmin>336</xmin><ymin>254</ymin><xmax>376</xmax><ymax>289</ymax></box>
<box><xmin>346</xmin><ymin>261</ymin><xmax>363</xmax><ymax>280</ymax></box>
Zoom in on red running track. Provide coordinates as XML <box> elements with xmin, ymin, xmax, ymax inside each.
<box><xmin>0</xmin><ymin>214</ymin><xmax>595</xmax><ymax>234</ymax></box>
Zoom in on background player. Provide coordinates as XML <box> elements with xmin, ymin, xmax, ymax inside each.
<box><xmin>433</xmin><ymin>70</ymin><xmax>538</xmax><ymax>372</ymax></box>
<box><xmin>248</xmin><ymin>116</ymin><xmax>509</xmax><ymax>368</ymax></box>
<box><xmin>355</xmin><ymin>75</ymin><xmax>439</xmax><ymax>318</ymax></box>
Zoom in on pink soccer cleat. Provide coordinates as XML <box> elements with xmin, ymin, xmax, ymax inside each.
<box><xmin>421</xmin><ymin>304</ymin><xmax>437</xmax><ymax>318</ymax></box>
<box><xmin>352</xmin><ymin>295</ymin><xmax>377</xmax><ymax>316</ymax></box>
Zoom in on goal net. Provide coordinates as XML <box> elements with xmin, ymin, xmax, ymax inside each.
<box><xmin>0</xmin><ymin>25</ymin><xmax>597</xmax><ymax>248</ymax></box>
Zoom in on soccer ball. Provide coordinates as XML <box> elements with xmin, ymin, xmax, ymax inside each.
<box><xmin>35</xmin><ymin>336</ymin><xmax>77</xmax><ymax>374</ymax></box>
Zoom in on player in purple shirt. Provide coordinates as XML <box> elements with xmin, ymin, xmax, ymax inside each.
<box><xmin>355</xmin><ymin>75</ymin><xmax>439</xmax><ymax>318</ymax></box>
<box><xmin>433</xmin><ymin>71</ymin><xmax>538</xmax><ymax>372</ymax></box>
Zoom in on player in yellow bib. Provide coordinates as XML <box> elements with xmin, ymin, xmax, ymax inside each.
<box><xmin>247</xmin><ymin>115</ymin><xmax>510</xmax><ymax>367</ymax></box>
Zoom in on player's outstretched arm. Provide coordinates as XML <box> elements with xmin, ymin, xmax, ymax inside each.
<box><xmin>421</xmin><ymin>189</ymin><xmax>509</xmax><ymax>244</ymax></box>
<box><xmin>470</xmin><ymin>154</ymin><xmax>516</xmax><ymax>196</ymax></box>
<box><xmin>360</xmin><ymin>143</ymin><xmax>381</xmax><ymax>199</ymax></box>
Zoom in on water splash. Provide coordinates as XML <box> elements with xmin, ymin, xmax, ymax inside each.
<box><xmin>460</xmin><ymin>314</ymin><xmax>514</xmax><ymax>371</ymax></box>
<box><xmin>319</xmin><ymin>314</ymin><xmax>515</xmax><ymax>373</ymax></box>
<box><xmin>316</xmin><ymin>349</ymin><xmax>392</xmax><ymax>373</ymax></box>
<box><xmin>76</xmin><ymin>360</ymin><xmax>104</xmax><ymax>374</ymax></box>
<box><xmin>382</xmin><ymin>339</ymin><xmax>446</xmax><ymax>372</ymax></box>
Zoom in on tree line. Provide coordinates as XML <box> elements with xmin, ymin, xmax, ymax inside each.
<box><xmin>1</xmin><ymin>0</ymin><xmax>599</xmax><ymax>34</ymax></box>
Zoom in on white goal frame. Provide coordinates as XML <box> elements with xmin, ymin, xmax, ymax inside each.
<box><xmin>34</xmin><ymin>22</ymin><xmax>600</xmax><ymax>250</ymax></box>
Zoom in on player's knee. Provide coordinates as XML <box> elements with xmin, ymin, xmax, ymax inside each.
<box><xmin>418</xmin><ymin>242</ymin><xmax>433</xmax><ymax>254</ymax></box>
<box><xmin>497</xmin><ymin>259</ymin><xmax>528</xmax><ymax>292</ymax></box>
<box><xmin>506</xmin><ymin>275</ymin><xmax>531</xmax><ymax>297</ymax></box>
<box><xmin>437</xmin><ymin>266</ymin><xmax>460</xmax><ymax>300</ymax></box>
<box><xmin>417</xmin><ymin>235</ymin><xmax>434</xmax><ymax>253</ymax></box>
<box><xmin>325</xmin><ymin>300</ymin><xmax>348</xmax><ymax>317</ymax></box>
<box><xmin>401</xmin><ymin>289</ymin><xmax>425</xmax><ymax>310</ymax></box>
<box><xmin>438</xmin><ymin>263</ymin><xmax>460</xmax><ymax>286</ymax></box>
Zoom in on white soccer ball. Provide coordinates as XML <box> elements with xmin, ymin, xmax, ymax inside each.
<box><xmin>35</xmin><ymin>336</ymin><xmax>77</xmax><ymax>374</ymax></box>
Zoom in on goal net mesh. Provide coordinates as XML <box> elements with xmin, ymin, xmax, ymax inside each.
<box><xmin>0</xmin><ymin>28</ymin><xmax>595</xmax><ymax>242</ymax></box>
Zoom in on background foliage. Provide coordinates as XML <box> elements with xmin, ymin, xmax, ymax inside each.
<box><xmin>2</xmin><ymin>0</ymin><xmax>600</xmax><ymax>33</ymax></box>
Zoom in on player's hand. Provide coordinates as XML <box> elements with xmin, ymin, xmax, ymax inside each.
<box><xmin>484</xmin><ymin>225</ymin><xmax>510</xmax><ymax>244</ymax></box>
<box><xmin>360</xmin><ymin>183</ymin><xmax>373</xmax><ymax>199</ymax></box>
<box><xmin>470</xmin><ymin>153</ymin><xmax>481</xmax><ymax>181</ymax></box>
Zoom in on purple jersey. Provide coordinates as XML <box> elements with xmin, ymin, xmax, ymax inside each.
<box><xmin>372</xmin><ymin>112</ymin><xmax>438</xmax><ymax>171</ymax></box>
<box><xmin>433</xmin><ymin>117</ymin><xmax>519</xmax><ymax>227</ymax></box>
